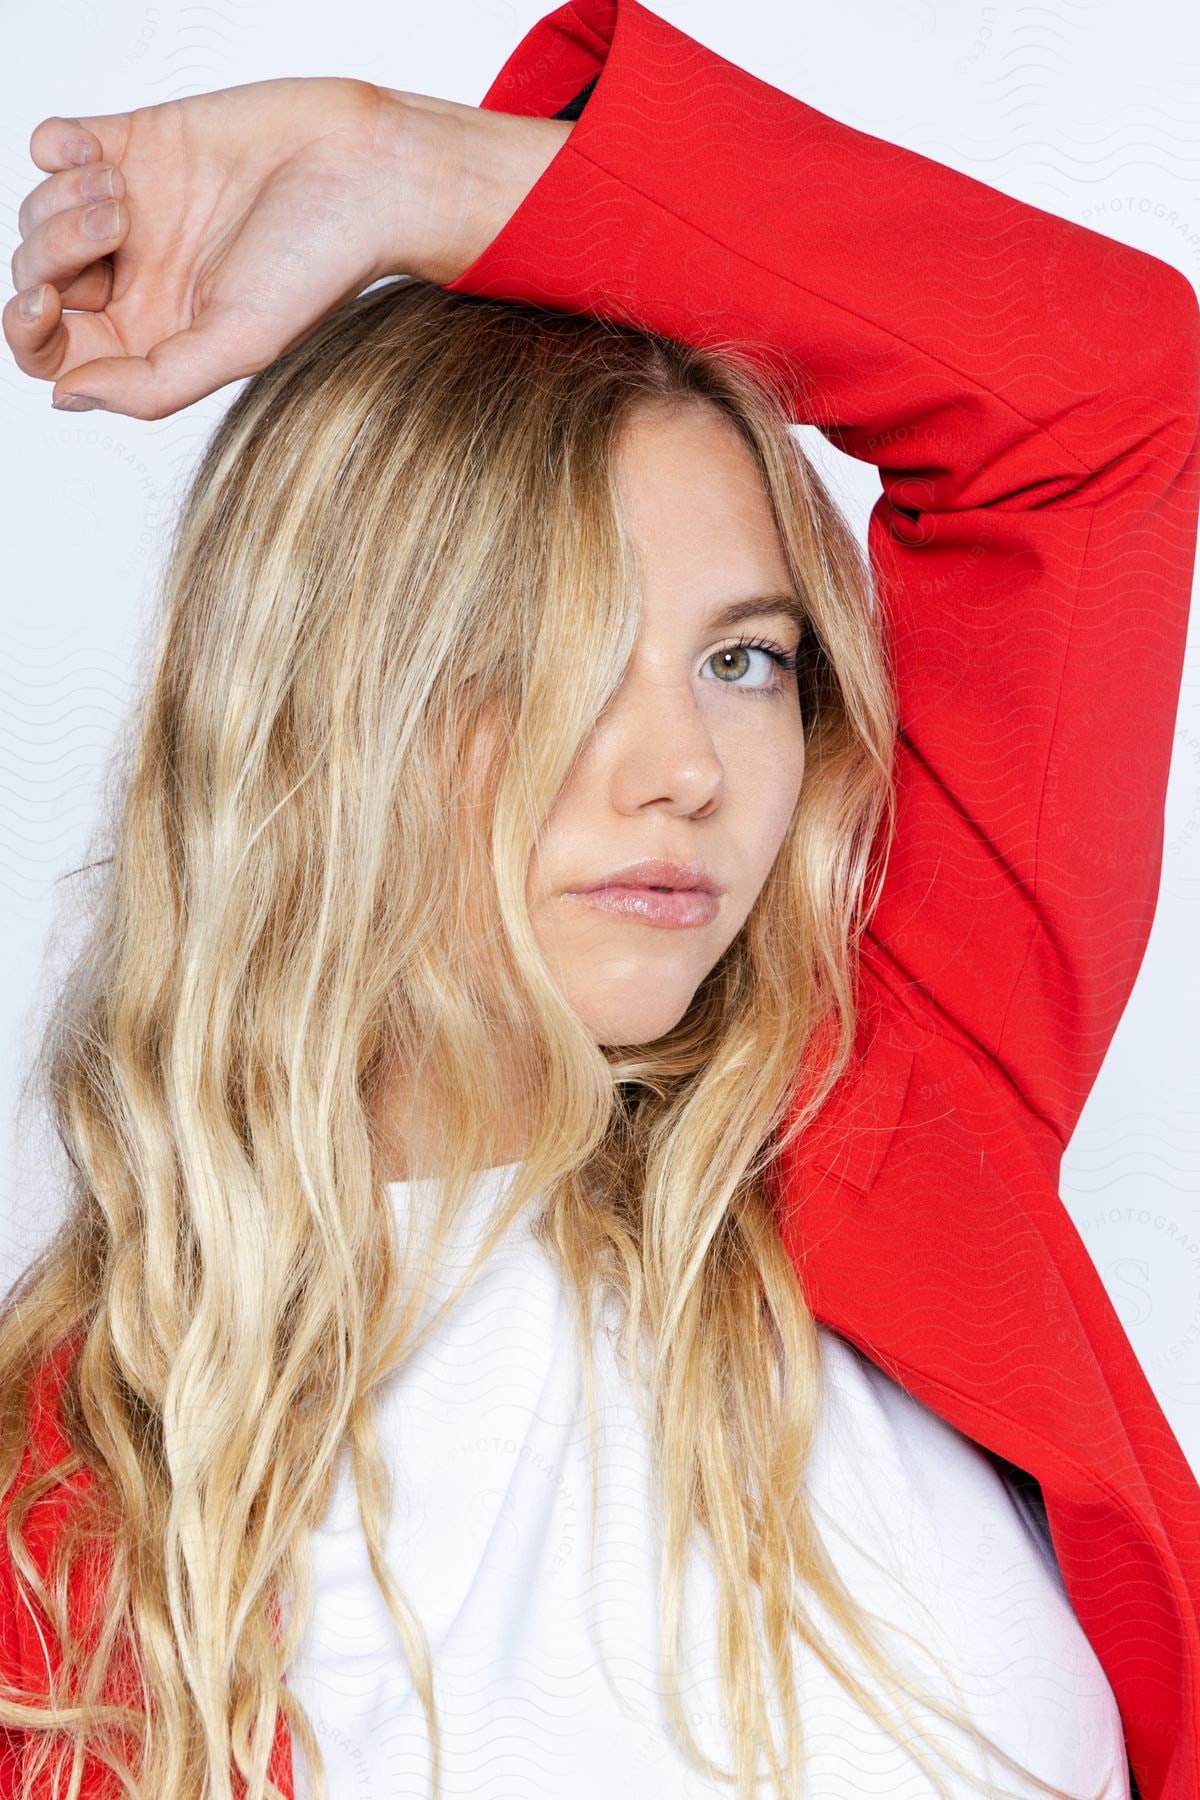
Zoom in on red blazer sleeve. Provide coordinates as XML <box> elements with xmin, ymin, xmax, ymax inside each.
<box><xmin>443</xmin><ymin>6</ymin><xmax>1200</xmax><ymax>1800</ymax></box>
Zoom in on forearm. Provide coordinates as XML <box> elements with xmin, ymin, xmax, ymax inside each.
<box><xmin>375</xmin><ymin>87</ymin><xmax>573</xmax><ymax>287</ymax></box>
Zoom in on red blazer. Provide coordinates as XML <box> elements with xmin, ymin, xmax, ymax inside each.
<box><xmin>3</xmin><ymin>4</ymin><xmax>1199</xmax><ymax>1798</ymax></box>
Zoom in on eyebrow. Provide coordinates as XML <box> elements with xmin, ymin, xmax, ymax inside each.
<box><xmin>706</xmin><ymin>592</ymin><xmax>809</xmax><ymax>637</ymax></box>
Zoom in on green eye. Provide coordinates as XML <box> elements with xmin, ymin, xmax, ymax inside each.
<box><xmin>706</xmin><ymin>636</ymin><xmax>799</xmax><ymax>698</ymax></box>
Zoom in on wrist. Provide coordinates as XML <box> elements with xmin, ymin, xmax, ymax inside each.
<box><xmin>375</xmin><ymin>87</ymin><xmax>575</xmax><ymax>287</ymax></box>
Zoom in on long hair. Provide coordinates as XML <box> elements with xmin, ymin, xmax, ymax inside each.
<box><xmin>0</xmin><ymin>277</ymin><xmax>1114</xmax><ymax>1800</ymax></box>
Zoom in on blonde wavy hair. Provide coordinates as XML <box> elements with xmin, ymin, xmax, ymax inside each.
<box><xmin>0</xmin><ymin>277</ymin><xmax>1115</xmax><ymax>1800</ymax></box>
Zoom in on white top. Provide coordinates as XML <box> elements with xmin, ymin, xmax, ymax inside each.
<box><xmin>284</xmin><ymin>1160</ymin><xmax>1128</xmax><ymax>1800</ymax></box>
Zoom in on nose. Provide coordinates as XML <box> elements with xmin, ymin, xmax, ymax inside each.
<box><xmin>605</xmin><ymin>665</ymin><xmax>724</xmax><ymax>817</ymax></box>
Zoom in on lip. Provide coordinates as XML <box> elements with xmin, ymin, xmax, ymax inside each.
<box><xmin>561</xmin><ymin>859</ymin><xmax>724</xmax><ymax>931</ymax></box>
<box><xmin>562</xmin><ymin>886</ymin><xmax>720</xmax><ymax>929</ymax></box>
<box><xmin>568</xmin><ymin>858</ymin><xmax>726</xmax><ymax>897</ymax></box>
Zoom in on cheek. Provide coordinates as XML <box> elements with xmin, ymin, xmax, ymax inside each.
<box><xmin>524</xmin><ymin>751</ymin><xmax>588</xmax><ymax>905</ymax></box>
<box><xmin>738</xmin><ymin>722</ymin><xmax>806</xmax><ymax>861</ymax></box>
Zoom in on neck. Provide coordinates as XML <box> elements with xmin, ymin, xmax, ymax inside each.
<box><xmin>368</xmin><ymin>1048</ymin><xmax>533</xmax><ymax>1184</ymax></box>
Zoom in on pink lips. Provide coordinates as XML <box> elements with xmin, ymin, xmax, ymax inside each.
<box><xmin>562</xmin><ymin>886</ymin><xmax>720</xmax><ymax>928</ymax></box>
<box><xmin>571</xmin><ymin>857</ymin><xmax>725</xmax><ymax>896</ymax></box>
<box><xmin>562</xmin><ymin>858</ymin><xmax>725</xmax><ymax>929</ymax></box>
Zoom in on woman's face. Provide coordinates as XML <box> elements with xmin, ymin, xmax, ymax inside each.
<box><xmin>373</xmin><ymin>399</ymin><xmax>808</xmax><ymax>1183</ymax></box>
<box><xmin>527</xmin><ymin>399</ymin><xmax>807</xmax><ymax>1047</ymax></box>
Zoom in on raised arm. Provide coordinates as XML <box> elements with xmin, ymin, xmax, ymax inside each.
<box><xmin>441</xmin><ymin>0</ymin><xmax>1200</xmax><ymax>1154</ymax></box>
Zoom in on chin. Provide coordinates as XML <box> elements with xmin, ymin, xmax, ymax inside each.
<box><xmin>575</xmin><ymin>994</ymin><xmax>695</xmax><ymax>1048</ymax></box>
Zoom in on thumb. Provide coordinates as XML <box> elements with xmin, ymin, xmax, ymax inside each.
<box><xmin>51</xmin><ymin>309</ymin><xmax>267</xmax><ymax>421</ymax></box>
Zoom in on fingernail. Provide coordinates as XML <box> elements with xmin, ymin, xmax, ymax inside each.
<box><xmin>18</xmin><ymin>285</ymin><xmax>46</xmax><ymax>324</ymax></box>
<box><xmin>52</xmin><ymin>393</ymin><xmax>106</xmax><ymax>411</ymax></box>
<box><xmin>80</xmin><ymin>164</ymin><xmax>115</xmax><ymax>202</ymax></box>
<box><xmin>63</xmin><ymin>137</ymin><xmax>96</xmax><ymax>165</ymax></box>
<box><xmin>82</xmin><ymin>201</ymin><xmax>119</xmax><ymax>240</ymax></box>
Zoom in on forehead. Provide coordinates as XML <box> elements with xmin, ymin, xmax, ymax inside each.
<box><xmin>613</xmin><ymin>402</ymin><xmax>790</xmax><ymax>592</ymax></box>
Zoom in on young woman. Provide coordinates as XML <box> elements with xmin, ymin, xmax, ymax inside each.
<box><xmin>3</xmin><ymin>2</ymin><xmax>1198</xmax><ymax>1798</ymax></box>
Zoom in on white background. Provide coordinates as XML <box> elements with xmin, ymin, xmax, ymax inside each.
<box><xmin>2</xmin><ymin>0</ymin><xmax>1198</xmax><ymax>1471</ymax></box>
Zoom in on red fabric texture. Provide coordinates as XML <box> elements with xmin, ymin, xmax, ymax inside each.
<box><xmin>3</xmin><ymin>3</ymin><xmax>1199</xmax><ymax>1797</ymax></box>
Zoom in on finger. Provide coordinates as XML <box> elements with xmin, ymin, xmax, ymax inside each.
<box><xmin>11</xmin><ymin>196</ymin><xmax>126</xmax><ymax>299</ymax></box>
<box><xmin>2</xmin><ymin>281</ymin><xmax>118</xmax><ymax>384</ymax></box>
<box><xmin>51</xmin><ymin>258</ymin><xmax>116</xmax><ymax>314</ymax></box>
<box><xmin>2</xmin><ymin>262</ymin><xmax>114</xmax><ymax>346</ymax></box>
<box><xmin>28</xmin><ymin>112</ymin><xmax>131</xmax><ymax>175</ymax></box>
<box><xmin>2</xmin><ymin>282</ymin><xmax>65</xmax><ymax>377</ymax></box>
<box><xmin>15</xmin><ymin>163</ymin><xmax>123</xmax><ymax>314</ymax></box>
<box><xmin>49</xmin><ymin>307</ymin><xmax>266</xmax><ymax>421</ymax></box>
<box><xmin>18</xmin><ymin>160</ymin><xmax>125</xmax><ymax>240</ymax></box>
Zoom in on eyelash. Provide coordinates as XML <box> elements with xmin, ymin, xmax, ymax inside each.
<box><xmin>706</xmin><ymin>634</ymin><xmax>801</xmax><ymax>699</ymax></box>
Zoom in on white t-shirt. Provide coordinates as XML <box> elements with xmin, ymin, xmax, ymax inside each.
<box><xmin>284</xmin><ymin>1160</ymin><xmax>1128</xmax><ymax>1800</ymax></box>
